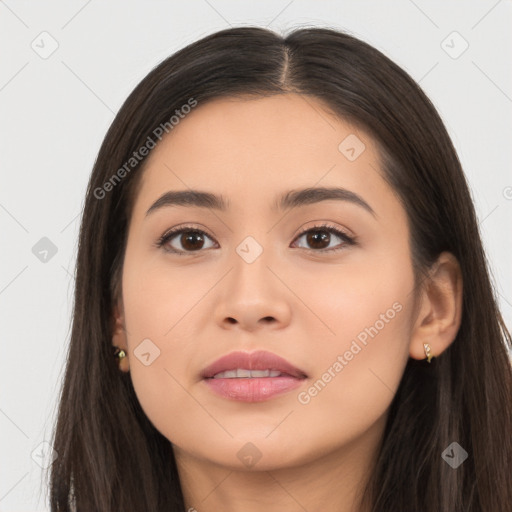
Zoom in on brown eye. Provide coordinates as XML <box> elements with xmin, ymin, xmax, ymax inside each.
<box><xmin>179</xmin><ymin>231</ymin><xmax>206</xmax><ymax>251</ymax></box>
<box><xmin>305</xmin><ymin>230</ymin><xmax>331</xmax><ymax>250</ymax></box>
<box><xmin>158</xmin><ymin>228</ymin><xmax>217</xmax><ymax>254</ymax></box>
<box><xmin>292</xmin><ymin>225</ymin><xmax>355</xmax><ymax>252</ymax></box>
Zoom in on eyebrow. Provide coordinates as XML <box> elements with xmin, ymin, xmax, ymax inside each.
<box><xmin>145</xmin><ymin>187</ymin><xmax>376</xmax><ymax>217</ymax></box>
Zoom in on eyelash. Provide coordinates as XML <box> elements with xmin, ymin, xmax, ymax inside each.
<box><xmin>154</xmin><ymin>223</ymin><xmax>356</xmax><ymax>256</ymax></box>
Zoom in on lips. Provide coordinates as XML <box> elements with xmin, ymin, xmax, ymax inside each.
<box><xmin>201</xmin><ymin>350</ymin><xmax>308</xmax><ymax>402</ymax></box>
<box><xmin>201</xmin><ymin>350</ymin><xmax>308</xmax><ymax>380</ymax></box>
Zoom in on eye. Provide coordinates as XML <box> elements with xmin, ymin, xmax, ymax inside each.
<box><xmin>291</xmin><ymin>223</ymin><xmax>355</xmax><ymax>253</ymax></box>
<box><xmin>155</xmin><ymin>222</ymin><xmax>356</xmax><ymax>256</ymax></box>
<box><xmin>156</xmin><ymin>226</ymin><xmax>218</xmax><ymax>255</ymax></box>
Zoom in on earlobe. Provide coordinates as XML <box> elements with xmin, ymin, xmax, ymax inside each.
<box><xmin>111</xmin><ymin>303</ymin><xmax>130</xmax><ymax>372</ymax></box>
<box><xmin>409</xmin><ymin>252</ymin><xmax>463</xmax><ymax>362</ymax></box>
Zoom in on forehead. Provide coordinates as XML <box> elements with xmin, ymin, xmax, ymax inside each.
<box><xmin>132</xmin><ymin>93</ymin><xmax>388</xmax><ymax>215</ymax></box>
<box><xmin>147</xmin><ymin>93</ymin><xmax>375</xmax><ymax>164</ymax></box>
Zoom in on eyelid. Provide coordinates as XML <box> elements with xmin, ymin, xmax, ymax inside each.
<box><xmin>158</xmin><ymin>223</ymin><xmax>213</xmax><ymax>242</ymax></box>
<box><xmin>291</xmin><ymin>221</ymin><xmax>354</xmax><ymax>242</ymax></box>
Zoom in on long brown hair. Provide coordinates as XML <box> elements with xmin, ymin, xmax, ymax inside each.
<box><xmin>48</xmin><ymin>26</ymin><xmax>512</xmax><ymax>511</ymax></box>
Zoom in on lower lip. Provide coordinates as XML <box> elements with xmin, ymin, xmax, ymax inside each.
<box><xmin>203</xmin><ymin>376</ymin><xmax>304</xmax><ymax>402</ymax></box>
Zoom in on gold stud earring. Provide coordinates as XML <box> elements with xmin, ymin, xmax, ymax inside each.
<box><xmin>113</xmin><ymin>346</ymin><xmax>126</xmax><ymax>359</ymax></box>
<box><xmin>423</xmin><ymin>343</ymin><xmax>434</xmax><ymax>363</ymax></box>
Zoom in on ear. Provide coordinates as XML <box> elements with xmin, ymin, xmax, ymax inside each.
<box><xmin>112</xmin><ymin>301</ymin><xmax>130</xmax><ymax>372</ymax></box>
<box><xmin>409</xmin><ymin>252</ymin><xmax>463</xmax><ymax>361</ymax></box>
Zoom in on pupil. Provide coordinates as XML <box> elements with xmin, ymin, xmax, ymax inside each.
<box><xmin>182</xmin><ymin>232</ymin><xmax>204</xmax><ymax>250</ymax></box>
<box><xmin>307</xmin><ymin>230</ymin><xmax>329</xmax><ymax>249</ymax></box>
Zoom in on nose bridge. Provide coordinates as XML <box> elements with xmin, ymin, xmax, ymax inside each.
<box><xmin>229</xmin><ymin>232</ymin><xmax>273</xmax><ymax>294</ymax></box>
<box><xmin>212</xmin><ymin>230</ymin><xmax>292</xmax><ymax>330</ymax></box>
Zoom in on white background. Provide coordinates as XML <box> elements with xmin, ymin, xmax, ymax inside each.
<box><xmin>1</xmin><ymin>1</ymin><xmax>511</xmax><ymax>510</ymax></box>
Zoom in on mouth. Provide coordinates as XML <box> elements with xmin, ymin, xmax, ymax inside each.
<box><xmin>201</xmin><ymin>350</ymin><xmax>308</xmax><ymax>402</ymax></box>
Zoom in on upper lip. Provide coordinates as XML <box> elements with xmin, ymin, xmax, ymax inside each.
<box><xmin>201</xmin><ymin>350</ymin><xmax>308</xmax><ymax>379</ymax></box>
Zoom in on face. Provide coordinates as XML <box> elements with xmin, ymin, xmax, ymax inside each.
<box><xmin>115</xmin><ymin>93</ymin><xmax>418</xmax><ymax>471</ymax></box>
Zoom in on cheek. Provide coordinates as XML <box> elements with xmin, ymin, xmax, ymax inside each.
<box><xmin>122</xmin><ymin>248</ymin><xmax>207</xmax><ymax>342</ymax></box>
<box><xmin>120</xmin><ymin>253</ymin><xmax>204</xmax><ymax>437</ymax></box>
<box><xmin>296</xmin><ymin>267</ymin><xmax>414</xmax><ymax>435</ymax></box>
<box><xmin>288</xmin><ymin>253</ymin><xmax>415</xmax><ymax>413</ymax></box>
<box><xmin>285</xmin><ymin>244</ymin><xmax>415</xmax><ymax>355</ymax></box>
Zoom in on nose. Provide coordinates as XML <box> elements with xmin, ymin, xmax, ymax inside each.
<box><xmin>213</xmin><ymin>248</ymin><xmax>292</xmax><ymax>333</ymax></box>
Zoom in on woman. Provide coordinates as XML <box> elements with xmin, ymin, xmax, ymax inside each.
<box><xmin>48</xmin><ymin>26</ymin><xmax>512</xmax><ymax>511</ymax></box>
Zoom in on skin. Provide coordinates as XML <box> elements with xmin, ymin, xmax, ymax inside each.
<box><xmin>112</xmin><ymin>93</ymin><xmax>462</xmax><ymax>512</ymax></box>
